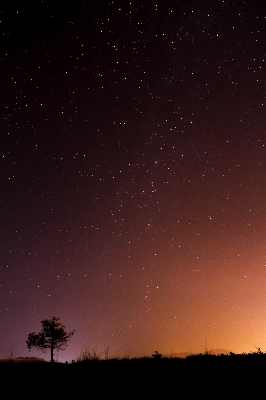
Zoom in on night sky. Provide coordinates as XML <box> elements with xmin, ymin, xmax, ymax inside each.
<box><xmin>1</xmin><ymin>1</ymin><xmax>266</xmax><ymax>362</ymax></box>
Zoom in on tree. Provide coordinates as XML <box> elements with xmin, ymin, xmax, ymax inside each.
<box><xmin>26</xmin><ymin>316</ymin><xmax>75</xmax><ymax>362</ymax></box>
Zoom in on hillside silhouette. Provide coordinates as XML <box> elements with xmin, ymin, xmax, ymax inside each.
<box><xmin>1</xmin><ymin>350</ymin><xmax>265</xmax><ymax>398</ymax></box>
<box><xmin>164</xmin><ymin>348</ymin><xmax>231</xmax><ymax>358</ymax></box>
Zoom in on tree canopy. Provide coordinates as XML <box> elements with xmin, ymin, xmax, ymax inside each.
<box><xmin>26</xmin><ymin>316</ymin><xmax>75</xmax><ymax>362</ymax></box>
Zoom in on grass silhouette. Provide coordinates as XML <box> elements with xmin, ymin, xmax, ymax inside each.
<box><xmin>1</xmin><ymin>349</ymin><xmax>264</xmax><ymax>397</ymax></box>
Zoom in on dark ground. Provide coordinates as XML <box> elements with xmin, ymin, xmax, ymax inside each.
<box><xmin>2</xmin><ymin>354</ymin><xmax>265</xmax><ymax>397</ymax></box>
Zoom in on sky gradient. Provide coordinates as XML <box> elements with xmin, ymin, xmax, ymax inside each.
<box><xmin>1</xmin><ymin>0</ymin><xmax>266</xmax><ymax>362</ymax></box>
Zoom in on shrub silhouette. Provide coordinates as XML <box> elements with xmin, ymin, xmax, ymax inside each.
<box><xmin>152</xmin><ymin>350</ymin><xmax>162</xmax><ymax>359</ymax></box>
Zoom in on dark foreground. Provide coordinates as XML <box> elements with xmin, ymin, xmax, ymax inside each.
<box><xmin>2</xmin><ymin>354</ymin><xmax>265</xmax><ymax>397</ymax></box>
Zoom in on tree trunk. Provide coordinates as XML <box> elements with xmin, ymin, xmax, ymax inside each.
<box><xmin>51</xmin><ymin>345</ymin><xmax>54</xmax><ymax>362</ymax></box>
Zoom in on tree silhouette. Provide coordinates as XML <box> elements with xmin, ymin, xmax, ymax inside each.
<box><xmin>26</xmin><ymin>316</ymin><xmax>75</xmax><ymax>362</ymax></box>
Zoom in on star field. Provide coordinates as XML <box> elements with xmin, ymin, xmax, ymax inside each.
<box><xmin>1</xmin><ymin>1</ymin><xmax>266</xmax><ymax>361</ymax></box>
